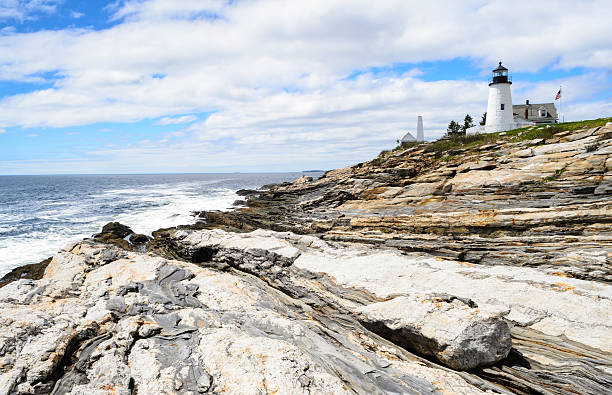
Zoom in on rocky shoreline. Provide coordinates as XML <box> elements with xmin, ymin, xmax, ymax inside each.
<box><xmin>1</xmin><ymin>120</ymin><xmax>611</xmax><ymax>394</ymax></box>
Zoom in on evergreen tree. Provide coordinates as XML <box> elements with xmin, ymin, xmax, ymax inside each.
<box><xmin>446</xmin><ymin>120</ymin><xmax>462</xmax><ymax>137</ymax></box>
<box><xmin>462</xmin><ymin>114</ymin><xmax>474</xmax><ymax>133</ymax></box>
<box><xmin>480</xmin><ymin>112</ymin><xmax>487</xmax><ymax>126</ymax></box>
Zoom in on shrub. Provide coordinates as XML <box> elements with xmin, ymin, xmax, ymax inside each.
<box><xmin>586</xmin><ymin>143</ymin><xmax>599</xmax><ymax>152</ymax></box>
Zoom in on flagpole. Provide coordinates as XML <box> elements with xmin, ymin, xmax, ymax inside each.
<box><xmin>562</xmin><ymin>85</ymin><xmax>564</xmax><ymax>122</ymax></box>
<box><xmin>559</xmin><ymin>84</ymin><xmax>562</xmax><ymax>123</ymax></box>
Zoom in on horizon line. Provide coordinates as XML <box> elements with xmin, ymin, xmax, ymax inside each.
<box><xmin>0</xmin><ymin>170</ymin><xmax>327</xmax><ymax>177</ymax></box>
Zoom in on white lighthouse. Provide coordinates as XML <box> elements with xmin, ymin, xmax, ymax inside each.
<box><xmin>485</xmin><ymin>62</ymin><xmax>515</xmax><ymax>133</ymax></box>
<box><xmin>416</xmin><ymin>115</ymin><xmax>424</xmax><ymax>142</ymax></box>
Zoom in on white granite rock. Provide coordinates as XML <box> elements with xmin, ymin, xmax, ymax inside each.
<box><xmin>0</xmin><ymin>240</ymin><xmax>489</xmax><ymax>394</ymax></box>
<box><xmin>357</xmin><ymin>295</ymin><xmax>511</xmax><ymax>370</ymax></box>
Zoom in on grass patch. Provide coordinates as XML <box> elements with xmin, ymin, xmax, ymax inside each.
<box><xmin>370</xmin><ymin>117</ymin><xmax>611</xmax><ymax>167</ymax></box>
<box><xmin>397</xmin><ymin>141</ymin><xmax>420</xmax><ymax>150</ymax></box>
<box><xmin>440</xmin><ymin>154</ymin><xmax>458</xmax><ymax>162</ymax></box>
<box><xmin>505</xmin><ymin>126</ymin><xmax>557</xmax><ymax>140</ymax></box>
<box><xmin>541</xmin><ymin>166</ymin><xmax>567</xmax><ymax>183</ymax></box>
<box><xmin>423</xmin><ymin>132</ymin><xmax>501</xmax><ymax>158</ymax></box>
<box><xmin>552</xmin><ymin>117</ymin><xmax>612</xmax><ymax>132</ymax></box>
<box><xmin>505</xmin><ymin>117</ymin><xmax>612</xmax><ymax>141</ymax></box>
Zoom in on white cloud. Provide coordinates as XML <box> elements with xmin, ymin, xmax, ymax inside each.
<box><xmin>0</xmin><ymin>1</ymin><xmax>608</xmax><ymax>126</ymax></box>
<box><xmin>154</xmin><ymin>114</ymin><xmax>197</xmax><ymax>125</ymax></box>
<box><xmin>69</xmin><ymin>10</ymin><xmax>83</xmax><ymax>19</ymax></box>
<box><xmin>189</xmin><ymin>74</ymin><xmax>488</xmax><ymax>144</ymax></box>
<box><xmin>0</xmin><ymin>0</ymin><xmax>62</xmax><ymax>21</ymax></box>
<box><xmin>0</xmin><ymin>128</ymin><xmax>6</xmax><ymax>133</ymax></box>
<box><xmin>0</xmin><ymin>0</ymin><xmax>610</xmax><ymax>172</ymax></box>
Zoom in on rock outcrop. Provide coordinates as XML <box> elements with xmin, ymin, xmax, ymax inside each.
<box><xmin>197</xmin><ymin>122</ymin><xmax>612</xmax><ymax>284</ymax></box>
<box><xmin>2</xmin><ymin>120</ymin><xmax>612</xmax><ymax>394</ymax></box>
<box><xmin>92</xmin><ymin>222</ymin><xmax>150</xmax><ymax>250</ymax></box>
<box><xmin>154</xmin><ymin>228</ymin><xmax>514</xmax><ymax>371</ymax></box>
<box><xmin>0</xmin><ymin>240</ymin><xmax>500</xmax><ymax>394</ymax></box>
<box><xmin>0</xmin><ymin>257</ymin><xmax>51</xmax><ymax>288</ymax></box>
<box><xmin>159</xmin><ymin>227</ymin><xmax>612</xmax><ymax>393</ymax></box>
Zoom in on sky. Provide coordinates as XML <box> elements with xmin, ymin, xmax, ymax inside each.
<box><xmin>0</xmin><ymin>0</ymin><xmax>611</xmax><ymax>174</ymax></box>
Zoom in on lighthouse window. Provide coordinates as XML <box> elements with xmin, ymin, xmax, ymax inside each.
<box><xmin>500</xmin><ymin>104</ymin><xmax>505</xmax><ymax>110</ymax></box>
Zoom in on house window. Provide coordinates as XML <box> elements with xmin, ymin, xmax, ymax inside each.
<box><xmin>500</xmin><ymin>104</ymin><xmax>505</xmax><ymax>110</ymax></box>
<box><xmin>539</xmin><ymin>108</ymin><xmax>547</xmax><ymax>117</ymax></box>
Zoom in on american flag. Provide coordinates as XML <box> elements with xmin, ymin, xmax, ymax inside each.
<box><xmin>555</xmin><ymin>89</ymin><xmax>561</xmax><ymax>100</ymax></box>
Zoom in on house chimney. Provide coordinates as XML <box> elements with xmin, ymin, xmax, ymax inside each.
<box><xmin>526</xmin><ymin>99</ymin><xmax>529</xmax><ymax>105</ymax></box>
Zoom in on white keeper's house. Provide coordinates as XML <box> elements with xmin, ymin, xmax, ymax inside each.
<box><xmin>468</xmin><ymin>62</ymin><xmax>558</xmax><ymax>134</ymax></box>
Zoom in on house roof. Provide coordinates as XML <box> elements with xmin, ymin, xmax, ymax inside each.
<box><xmin>399</xmin><ymin>131</ymin><xmax>416</xmax><ymax>142</ymax></box>
<box><xmin>513</xmin><ymin>102</ymin><xmax>558</xmax><ymax>119</ymax></box>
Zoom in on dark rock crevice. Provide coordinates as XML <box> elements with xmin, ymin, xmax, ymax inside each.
<box><xmin>48</xmin><ymin>328</ymin><xmax>108</xmax><ymax>395</ymax></box>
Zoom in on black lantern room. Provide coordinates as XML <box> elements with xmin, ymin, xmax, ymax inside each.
<box><xmin>489</xmin><ymin>62</ymin><xmax>511</xmax><ymax>86</ymax></box>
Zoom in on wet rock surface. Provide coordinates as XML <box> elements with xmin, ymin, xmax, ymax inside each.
<box><xmin>0</xmin><ymin>257</ymin><xmax>51</xmax><ymax>288</ymax></box>
<box><xmin>92</xmin><ymin>221</ymin><xmax>150</xmax><ymax>251</ymax></box>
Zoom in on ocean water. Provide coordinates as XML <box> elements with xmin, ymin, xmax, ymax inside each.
<box><xmin>0</xmin><ymin>173</ymin><xmax>305</xmax><ymax>277</ymax></box>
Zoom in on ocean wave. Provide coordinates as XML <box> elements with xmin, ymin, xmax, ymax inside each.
<box><xmin>0</xmin><ymin>173</ymin><xmax>300</xmax><ymax>277</ymax></box>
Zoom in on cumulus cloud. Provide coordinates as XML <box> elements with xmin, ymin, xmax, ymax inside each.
<box><xmin>0</xmin><ymin>0</ymin><xmax>610</xmax><ymax>172</ymax></box>
<box><xmin>0</xmin><ymin>1</ymin><xmax>609</xmax><ymax>125</ymax></box>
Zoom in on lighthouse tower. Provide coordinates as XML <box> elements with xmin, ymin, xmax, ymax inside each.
<box><xmin>485</xmin><ymin>62</ymin><xmax>515</xmax><ymax>133</ymax></box>
<box><xmin>416</xmin><ymin>115</ymin><xmax>424</xmax><ymax>142</ymax></box>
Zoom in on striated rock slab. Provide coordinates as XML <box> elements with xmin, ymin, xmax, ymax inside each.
<box><xmin>189</xmin><ymin>122</ymin><xmax>612</xmax><ymax>286</ymax></box>
<box><xmin>171</xmin><ymin>228</ymin><xmax>612</xmax><ymax>354</ymax></box>
<box><xmin>165</xmin><ymin>228</ymin><xmax>612</xmax><ymax>394</ymax></box>
<box><xmin>0</xmin><ymin>240</ymin><xmax>493</xmax><ymax>394</ymax></box>
<box><xmin>162</xmin><ymin>229</ymin><xmax>513</xmax><ymax>370</ymax></box>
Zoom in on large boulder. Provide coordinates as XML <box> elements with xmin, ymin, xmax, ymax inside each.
<box><xmin>96</xmin><ymin>222</ymin><xmax>134</xmax><ymax>239</ymax></box>
<box><xmin>92</xmin><ymin>222</ymin><xmax>149</xmax><ymax>249</ymax></box>
<box><xmin>357</xmin><ymin>295</ymin><xmax>512</xmax><ymax>370</ymax></box>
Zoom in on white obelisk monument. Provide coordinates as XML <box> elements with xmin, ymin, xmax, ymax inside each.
<box><xmin>417</xmin><ymin>116</ymin><xmax>424</xmax><ymax>142</ymax></box>
<box><xmin>485</xmin><ymin>62</ymin><xmax>515</xmax><ymax>133</ymax></box>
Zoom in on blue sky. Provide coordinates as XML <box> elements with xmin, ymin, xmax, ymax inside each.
<box><xmin>0</xmin><ymin>0</ymin><xmax>610</xmax><ymax>174</ymax></box>
<box><xmin>1</xmin><ymin>0</ymin><xmax>117</xmax><ymax>32</ymax></box>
